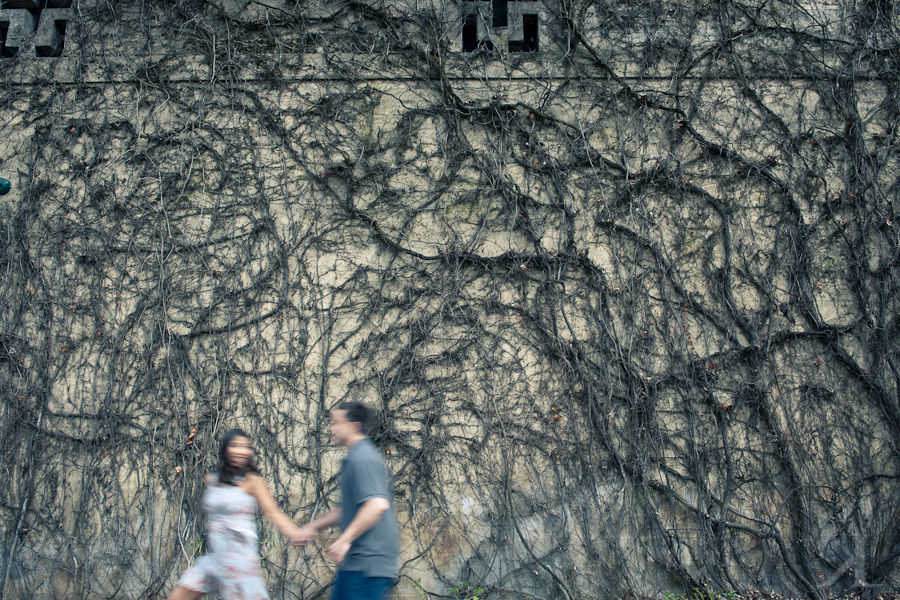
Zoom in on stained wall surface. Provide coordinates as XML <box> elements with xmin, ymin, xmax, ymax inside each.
<box><xmin>1</xmin><ymin>1</ymin><xmax>899</xmax><ymax>599</ymax></box>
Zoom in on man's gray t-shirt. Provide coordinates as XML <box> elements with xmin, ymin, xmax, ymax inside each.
<box><xmin>339</xmin><ymin>437</ymin><xmax>399</xmax><ymax>578</ymax></box>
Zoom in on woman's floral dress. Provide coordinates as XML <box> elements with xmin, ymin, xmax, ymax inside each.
<box><xmin>179</xmin><ymin>478</ymin><xmax>268</xmax><ymax>600</ymax></box>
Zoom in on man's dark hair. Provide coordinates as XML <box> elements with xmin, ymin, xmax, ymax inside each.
<box><xmin>338</xmin><ymin>401</ymin><xmax>371</xmax><ymax>434</ymax></box>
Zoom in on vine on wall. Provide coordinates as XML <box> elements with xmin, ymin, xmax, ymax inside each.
<box><xmin>1</xmin><ymin>0</ymin><xmax>898</xmax><ymax>599</ymax></box>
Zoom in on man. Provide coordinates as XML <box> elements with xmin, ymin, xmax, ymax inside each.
<box><xmin>298</xmin><ymin>401</ymin><xmax>399</xmax><ymax>600</ymax></box>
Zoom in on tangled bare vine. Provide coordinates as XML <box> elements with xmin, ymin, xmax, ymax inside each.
<box><xmin>1</xmin><ymin>0</ymin><xmax>898</xmax><ymax>599</ymax></box>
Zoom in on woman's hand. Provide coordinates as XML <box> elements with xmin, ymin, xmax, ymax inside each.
<box><xmin>291</xmin><ymin>526</ymin><xmax>317</xmax><ymax>547</ymax></box>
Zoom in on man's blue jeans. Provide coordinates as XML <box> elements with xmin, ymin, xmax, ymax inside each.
<box><xmin>332</xmin><ymin>569</ymin><xmax>394</xmax><ymax>600</ymax></box>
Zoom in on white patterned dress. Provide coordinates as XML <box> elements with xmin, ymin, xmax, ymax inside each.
<box><xmin>179</xmin><ymin>479</ymin><xmax>268</xmax><ymax>600</ymax></box>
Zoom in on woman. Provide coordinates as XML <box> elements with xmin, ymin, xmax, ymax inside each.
<box><xmin>167</xmin><ymin>428</ymin><xmax>303</xmax><ymax>600</ymax></box>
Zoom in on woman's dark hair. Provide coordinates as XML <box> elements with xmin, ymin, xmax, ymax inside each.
<box><xmin>218</xmin><ymin>428</ymin><xmax>259</xmax><ymax>486</ymax></box>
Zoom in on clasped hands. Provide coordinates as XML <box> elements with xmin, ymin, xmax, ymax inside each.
<box><xmin>290</xmin><ymin>526</ymin><xmax>350</xmax><ymax>564</ymax></box>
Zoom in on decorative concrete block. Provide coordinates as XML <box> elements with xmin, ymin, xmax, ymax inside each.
<box><xmin>458</xmin><ymin>0</ymin><xmax>542</xmax><ymax>53</ymax></box>
<box><xmin>0</xmin><ymin>9</ymin><xmax>35</xmax><ymax>57</ymax></box>
<box><xmin>34</xmin><ymin>8</ymin><xmax>70</xmax><ymax>57</ymax></box>
<box><xmin>0</xmin><ymin>5</ymin><xmax>72</xmax><ymax>58</ymax></box>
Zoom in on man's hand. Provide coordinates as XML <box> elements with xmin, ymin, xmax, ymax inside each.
<box><xmin>326</xmin><ymin>537</ymin><xmax>351</xmax><ymax>563</ymax></box>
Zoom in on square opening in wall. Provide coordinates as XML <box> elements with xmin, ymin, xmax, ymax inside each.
<box><xmin>492</xmin><ymin>0</ymin><xmax>507</xmax><ymax>27</ymax></box>
<box><xmin>462</xmin><ymin>13</ymin><xmax>478</xmax><ymax>52</ymax></box>
<box><xmin>522</xmin><ymin>14</ymin><xmax>538</xmax><ymax>51</ymax></box>
<box><xmin>0</xmin><ymin>22</ymin><xmax>15</xmax><ymax>59</ymax></box>
<box><xmin>509</xmin><ymin>14</ymin><xmax>538</xmax><ymax>52</ymax></box>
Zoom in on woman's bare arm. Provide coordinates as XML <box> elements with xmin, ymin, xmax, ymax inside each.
<box><xmin>242</xmin><ymin>474</ymin><xmax>303</xmax><ymax>542</ymax></box>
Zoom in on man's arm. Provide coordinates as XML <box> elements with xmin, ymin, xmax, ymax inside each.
<box><xmin>295</xmin><ymin>508</ymin><xmax>342</xmax><ymax>546</ymax></box>
<box><xmin>326</xmin><ymin>497</ymin><xmax>390</xmax><ymax>563</ymax></box>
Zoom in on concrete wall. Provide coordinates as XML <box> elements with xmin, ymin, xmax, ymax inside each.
<box><xmin>1</xmin><ymin>0</ymin><xmax>898</xmax><ymax>598</ymax></box>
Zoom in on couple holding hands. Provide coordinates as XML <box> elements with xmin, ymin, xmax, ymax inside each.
<box><xmin>167</xmin><ymin>402</ymin><xmax>398</xmax><ymax>600</ymax></box>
